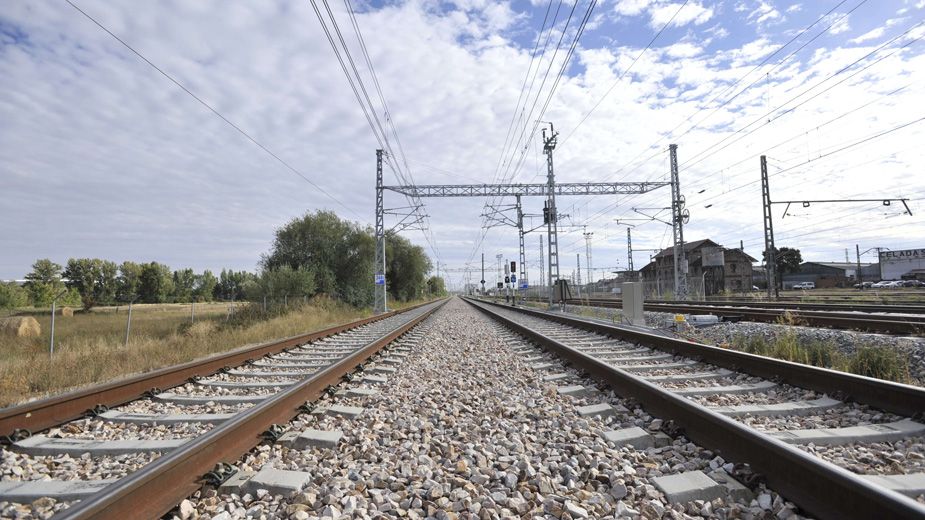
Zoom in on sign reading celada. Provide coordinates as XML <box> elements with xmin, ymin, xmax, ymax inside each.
<box><xmin>879</xmin><ymin>248</ymin><xmax>925</xmax><ymax>280</ymax></box>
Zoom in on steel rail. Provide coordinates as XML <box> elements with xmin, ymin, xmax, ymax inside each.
<box><xmin>482</xmin><ymin>299</ymin><xmax>925</xmax><ymax>416</ymax></box>
<box><xmin>559</xmin><ymin>298</ymin><xmax>925</xmax><ymax>335</ymax></box>
<box><xmin>464</xmin><ymin>298</ymin><xmax>925</xmax><ymax>520</ymax></box>
<box><xmin>55</xmin><ymin>298</ymin><xmax>447</xmax><ymax>520</ymax></box>
<box><xmin>576</xmin><ymin>297</ymin><xmax>925</xmax><ymax>315</ymax></box>
<box><xmin>0</xmin><ymin>300</ymin><xmax>438</xmax><ymax>438</ymax></box>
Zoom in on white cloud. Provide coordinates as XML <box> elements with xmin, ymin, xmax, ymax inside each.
<box><xmin>0</xmin><ymin>0</ymin><xmax>923</xmax><ymax>287</ymax></box>
<box><xmin>649</xmin><ymin>2</ymin><xmax>714</xmax><ymax>28</ymax></box>
<box><xmin>786</xmin><ymin>4</ymin><xmax>802</xmax><ymax>13</ymax></box>
<box><xmin>614</xmin><ymin>0</ymin><xmax>655</xmax><ymax>17</ymax></box>
<box><xmin>850</xmin><ymin>27</ymin><xmax>885</xmax><ymax>44</ymax></box>
<box><xmin>830</xmin><ymin>14</ymin><xmax>851</xmax><ymax>34</ymax></box>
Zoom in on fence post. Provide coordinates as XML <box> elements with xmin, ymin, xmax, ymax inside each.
<box><xmin>190</xmin><ymin>301</ymin><xmax>194</xmax><ymax>324</ymax></box>
<box><xmin>49</xmin><ymin>300</ymin><xmax>57</xmax><ymax>356</ymax></box>
<box><xmin>124</xmin><ymin>300</ymin><xmax>133</xmax><ymax>347</ymax></box>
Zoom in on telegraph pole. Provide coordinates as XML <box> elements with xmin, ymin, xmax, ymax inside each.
<box><xmin>374</xmin><ymin>149</ymin><xmax>387</xmax><ymax>313</ymax></box>
<box><xmin>760</xmin><ymin>155</ymin><xmax>778</xmax><ymax>299</ymax></box>
<box><xmin>543</xmin><ymin>122</ymin><xmax>560</xmax><ymax>305</ymax></box>
<box><xmin>669</xmin><ymin>144</ymin><xmax>688</xmax><ymax>300</ymax></box>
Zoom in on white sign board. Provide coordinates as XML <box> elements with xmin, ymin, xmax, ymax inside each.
<box><xmin>880</xmin><ymin>248</ymin><xmax>925</xmax><ymax>280</ymax></box>
<box><xmin>702</xmin><ymin>247</ymin><xmax>725</xmax><ymax>267</ymax></box>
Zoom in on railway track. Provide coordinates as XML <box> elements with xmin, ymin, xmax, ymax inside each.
<box><xmin>465</xmin><ymin>297</ymin><xmax>925</xmax><ymax>519</ymax></box>
<box><xmin>558</xmin><ymin>298</ymin><xmax>925</xmax><ymax>335</ymax></box>
<box><xmin>0</xmin><ymin>299</ymin><xmax>446</xmax><ymax>519</ymax></box>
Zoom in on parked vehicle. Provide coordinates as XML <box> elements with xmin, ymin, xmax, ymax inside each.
<box><xmin>853</xmin><ymin>281</ymin><xmax>874</xmax><ymax>289</ymax></box>
<box><xmin>792</xmin><ymin>282</ymin><xmax>815</xmax><ymax>289</ymax></box>
<box><xmin>871</xmin><ymin>281</ymin><xmax>891</xmax><ymax>288</ymax></box>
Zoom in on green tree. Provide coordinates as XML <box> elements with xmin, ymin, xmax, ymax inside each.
<box><xmin>245</xmin><ymin>266</ymin><xmax>316</xmax><ymax>301</ymax></box>
<box><xmin>193</xmin><ymin>270</ymin><xmax>217</xmax><ymax>302</ymax></box>
<box><xmin>63</xmin><ymin>258</ymin><xmax>118</xmax><ymax>310</ymax></box>
<box><xmin>138</xmin><ymin>262</ymin><xmax>175</xmax><ymax>303</ymax></box>
<box><xmin>172</xmin><ymin>268</ymin><xmax>196</xmax><ymax>303</ymax></box>
<box><xmin>386</xmin><ymin>234</ymin><xmax>431</xmax><ymax>301</ymax></box>
<box><xmin>0</xmin><ymin>282</ymin><xmax>28</xmax><ymax>314</ymax></box>
<box><xmin>24</xmin><ymin>259</ymin><xmax>64</xmax><ymax>307</ymax></box>
<box><xmin>426</xmin><ymin>275</ymin><xmax>446</xmax><ymax>296</ymax></box>
<box><xmin>262</xmin><ymin>210</ymin><xmax>374</xmax><ymax>306</ymax></box>
<box><xmin>117</xmin><ymin>261</ymin><xmax>143</xmax><ymax>301</ymax></box>
<box><xmin>215</xmin><ymin>269</ymin><xmax>252</xmax><ymax>301</ymax></box>
<box><xmin>762</xmin><ymin>247</ymin><xmax>803</xmax><ymax>287</ymax></box>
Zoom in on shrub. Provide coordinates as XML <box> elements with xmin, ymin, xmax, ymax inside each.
<box><xmin>846</xmin><ymin>346</ymin><xmax>910</xmax><ymax>383</ymax></box>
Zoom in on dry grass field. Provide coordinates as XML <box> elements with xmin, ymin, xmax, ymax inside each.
<box><xmin>0</xmin><ymin>298</ymin><xmax>426</xmax><ymax>407</ymax></box>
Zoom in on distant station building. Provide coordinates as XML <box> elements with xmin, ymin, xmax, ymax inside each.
<box><xmin>782</xmin><ymin>262</ymin><xmax>878</xmax><ymax>289</ymax></box>
<box><xmin>640</xmin><ymin>239</ymin><xmax>756</xmax><ymax>296</ymax></box>
<box><xmin>880</xmin><ymin>248</ymin><xmax>925</xmax><ymax>280</ymax></box>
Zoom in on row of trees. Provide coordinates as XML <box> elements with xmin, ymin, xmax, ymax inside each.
<box><xmin>3</xmin><ymin>258</ymin><xmax>253</xmax><ymax>310</ymax></box>
<box><xmin>2</xmin><ymin>210</ymin><xmax>445</xmax><ymax>312</ymax></box>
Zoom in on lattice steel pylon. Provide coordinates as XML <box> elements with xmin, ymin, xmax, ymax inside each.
<box><xmin>539</xmin><ymin>235</ymin><xmax>545</xmax><ymax>292</ymax></box>
<box><xmin>669</xmin><ymin>144</ymin><xmax>688</xmax><ymax>301</ymax></box>
<box><xmin>627</xmin><ymin>227</ymin><xmax>634</xmax><ymax>272</ymax></box>
<box><xmin>374</xmin><ymin>150</ymin><xmax>387</xmax><ymax>313</ymax></box>
<box><xmin>760</xmin><ymin>155</ymin><xmax>778</xmax><ymax>300</ymax></box>
<box><xmin>516</xmin><ymin>195</ymin><xmax>526</xmax><ymax>299</ymax></box>
<box><xmin>373</xmin><ymin>129</ymin><xmax>672</xmax><ymax>311</ymax></box>
<box><xmin>542</xmin><ymin>123</ymin><xmax>560</xmax><ymax>305</ymax></box>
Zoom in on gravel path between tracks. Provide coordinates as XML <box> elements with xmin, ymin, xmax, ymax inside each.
<box><xmin>180</xmin><ymin>298</ymin><xmax>803</xmax><ymax>520</ymax></box>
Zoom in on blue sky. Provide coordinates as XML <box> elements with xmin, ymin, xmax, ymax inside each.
<box><xmin>1</xmin><ymin>0</ymin><xmax>923</xmax><ymax>289</ymax></box>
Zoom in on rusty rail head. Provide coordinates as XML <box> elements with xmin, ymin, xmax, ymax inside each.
<box><xmin>55</xmin><ymin>299</ymin><xmax>447</xmax><ymax>520</ymax></box>
<box><xmin>0</xmin><ymin>300</ymin><xmax>438</xmax><ymax>438</ymax></box>
<box><xmin>465</xmin><ymin>298</ymin><xmax>925</xmax><ymax>520</ymax></box>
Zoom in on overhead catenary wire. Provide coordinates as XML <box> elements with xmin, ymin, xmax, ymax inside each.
<box><xmin>65</xmin><ymin>0</ymin><xmax>365</xmax><ymax>222</ymax></box>
<box><xmin>558</xmin><ymin>0</ymin><xmax>691</xmax><ymax>148</ymax></box>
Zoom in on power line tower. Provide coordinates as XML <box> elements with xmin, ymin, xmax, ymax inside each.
<box><xmin>480</xmin><ymin>252</ymin><xmax>485</xmax><ymax>294</ymax></box>
<box><xmin>374</xmin><ymin>150</ymin><xmax>387</xmax><ymax>312</ymax></box>
<box><xmin>516</xmin><ymin>195</ymin><xmax>526</xmax><ymax>299</ymax></box>
<box><xmin>627</xmin><ymin>227</ymin><xmax>634</xmax><ymax>272</ymax></box>
<box><xmin>760</xmin><ymin>155</ymin><xmax>777</xmax><ymax>299</ymax></box>
<box><xmin>669</xmin><ymin>144</ymin><xmax>688</xmax><ymax>300</ymax></box>
<box><xmin>542</xmin><ymin>122</ymin><xmax>561</xmax><ymax>305</ymax></box>
<box><xmin>575</xmin><ymin>253</ymin><xmax>582</xmax><ymax>298</ymax></box>
<box><xmin>539</xmin><ymin>235</ymin><xmax>545</xmax><ymax>292</ymax></box>
<box><xmin>583</xmin><ymin>229</ymin><xmax>594</xmax><ymax>286</ymax></box>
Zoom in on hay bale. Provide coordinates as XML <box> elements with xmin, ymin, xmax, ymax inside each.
<box><xmin>0</xmin><ymin>317</ymin><xmax>41</xmax><ymax>338</ymax></box>
<box><xmin>57</xmin><ymin>307</ymin><xmax>74</xmax><ymax>317</ymax></box>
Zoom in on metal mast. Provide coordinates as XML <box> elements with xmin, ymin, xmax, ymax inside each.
<box><xmin>627</xmin><ymin>227</ymin><xmax>634</xmax><ymax>272</ymax></box>
<box><xmin>374</xmin><ymin>149</ymin><xmax>387</xmax><ymax>313</ymax></box>
<box><xmin>760</xmin><ymin>155</ymin><xmax>778</xmax><ymax>299</ymax></box>
<box><xmin>583</xmin><ymin>228</ymin><xmax>593</xmax><ymax>287</ymax></box>
<box><xmin>669</xmin><ymin>144</ymin><xmax>688</xmax><ymax>300</ymax></box>
<box><xmin>480</xmin><ymin>252</ymin><xmax>485</xmax><ymax>294</ymax></box>
<box><xmin>539</xmin><ymin>235</ymin><xmax>545</xmax><ymax>292</ymax></box>
<box><xmin>576</xmin><ymin>253</ymin><xmax>582</xmax><ymax>297</ymax></box>
<box><xmin>516</xmin><ymin>195</ymin><xmax>526</xmax><ymax>300</ymax></box>
<box><xmin>543</xmin><ymin>123</ymin><xmax>560</xmax><ymax>304</ymax></box>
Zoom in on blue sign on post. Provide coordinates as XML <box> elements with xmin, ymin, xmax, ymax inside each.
<box><xmin>510</xmin><ymin>275</ymin><xmax>516</xmax><ymax>283</ymax></box>
<box><xmin>520</xmin><ymin>281</ymin><xmax>528</xmax><ymax>289</ymax></box>
<box><xmin>374</xmin><ymin>273</ymin><xmax>385</xmax><ymax>285</ymax></box>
